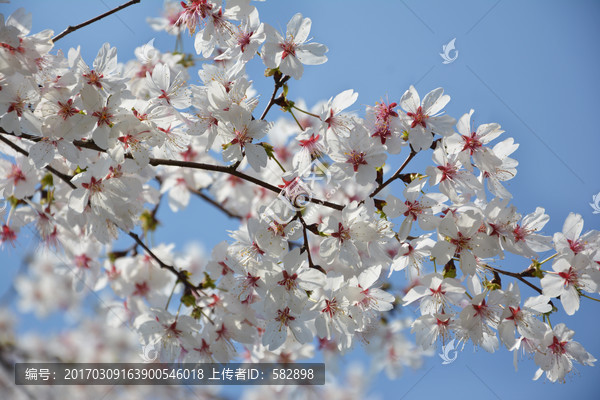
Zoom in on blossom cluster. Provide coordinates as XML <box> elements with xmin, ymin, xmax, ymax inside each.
<box><xmin>0</xmin><ymin>0</ymin><xmax>598</xmax><ymax>389</ymax></box>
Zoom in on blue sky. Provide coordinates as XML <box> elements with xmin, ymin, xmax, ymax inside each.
<box><xmin>1</xmin><ymin>0</ymin><xmax>599</xmax><ymax>399</ymax></box>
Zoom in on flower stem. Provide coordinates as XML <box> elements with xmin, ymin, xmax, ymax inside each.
<box><xmin>292</xmin><ymin>105</ymin><xmax>321</xmax><ymax>119</ymax></box>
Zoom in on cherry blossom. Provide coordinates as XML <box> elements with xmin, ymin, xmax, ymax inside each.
<box><xmin>0</xmin><ymin>2</ymin><xmax>597</xmax><ymax>395</ymax></box>
<box><xmin>533</xmin><ymin>323</ymin><xmax>596</xmax><ymax>382</ymax></box>
<box><xmin>262</xmin><ymin>13</ymin><xmax>328</xmax><ymax>80</ymax></box>
<box><xmin>399</xmin><ymin>86</ymin><xmax>456</xmax><ymax>152</ymax></box>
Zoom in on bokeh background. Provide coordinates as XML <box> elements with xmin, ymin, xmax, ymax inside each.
<box><xmin>1</xmin><ymin>0</ymin><xmax>599</xmax><ymax>398</ymax></box>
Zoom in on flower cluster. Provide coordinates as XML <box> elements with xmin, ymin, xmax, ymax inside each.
<box><xmin>0</xmin><ymin>0</ymin><xmax>598</xmax><ymax>391</ymax></box>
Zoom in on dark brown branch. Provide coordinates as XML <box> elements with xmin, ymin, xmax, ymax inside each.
<box><xmin>370</xmin><ymin>150</ymin><xmax>417</xmax><ymax>198</ymax></box>
<box><xmin>298</xmin><ymin>213</ymin><xmax>326</xmax><ymax>275</ymax></box>
<box><xmin>260</xmin><ymin>73</ymin><xmax>290</xmax><ymax>120</ymax></box>
<box><xmin>128</xmin><ymin>232</ymin><xmax>209</xmax><ymax>297</ymax></box>
<box><xmin>483</xmin><ymin>265</ymin><xmax>543</xmax><ymax>295</ymax></box>
<box><xmin>52</xmin><ymin>0</ymin><xmax>141</xmax><ymax>43</ymax></box>
<box><xmin>0</xmin><ymin>129</ymin><xmax>344</xmax><ymax>211</ymax></box>
<box><xmin>149</xmin><ymin>157</ymin><xmax>344</xmax><ymax>210</ymax></box>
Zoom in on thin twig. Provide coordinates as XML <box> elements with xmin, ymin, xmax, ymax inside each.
<box><xmin>370</xmin><ymin>150</ymin><xmax>417</xmax><ymax>198</ymax></box>
<box><xmin>483</xmin><ymin>265</ymin><xmax>543</xmax><ymax>295</ymax></box>
<box><xmin>52</xmin><ymin>0</ymin><xmax>141</xmax><ymax>43</ymax></box>
<box><xmin>292</xmin><ymin>105</ymin><xmax>321</xmax><ymax>119</ymax></box>
<box><xmin>298</xmin><ymin>213</ymin><xmax>326</xmax><ymax>275</ymax></box>
<box><xmin>289</xmin><ymin>108</ymin><xmax>304</xmax><ymax>131</ymax></box>
<box><xmin>128</xmin><ymin>232</ymin><xmax>205</xmax><ymax>295</ymax></box>
<box><xmin>259</xmin><ymin>74</ymin><xmax>290</xmax><ymax>120</ymax></box>
<box><xmin>580</xmin><ymin>293</ymin><xmax>600</xmax><ymax>303</ymax></box>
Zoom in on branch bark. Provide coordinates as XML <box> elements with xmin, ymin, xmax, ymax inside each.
<box><xmin>52</xmin><ymin>0</ymin><xmax>141</xmax><ymax>43</ymax></box>
<box><xmin>0</xmin><ymin>129</ymin><xmax>344</xmax><ymax>211</ymax></box>
<box><xmin>370</xmin><ymin>150</ymin><xmax>416</xmax><ymax>198</ymax></box>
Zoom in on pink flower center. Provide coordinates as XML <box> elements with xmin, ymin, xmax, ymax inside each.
<box><xmin>472</xmin><ymin>299</ymin><xmax>491</xmax><ymax>319</ymax></box>
<box><xmin>244</xmin><ymin>272</ymin><xmax>261</xmax><ymax>288</ymax></box>
<box><xmin>217</xmin><ymin>261</ymin><xmax>233</xmax><ymax>275</ymax></box>
<box><xmin>158</xmin><ymin>89</ymin><xmax>172</xmax><ymax>105</ymax></box>
<box><xmin>74</xmin><ymin>254</ymin><xmax>92</xmax><ymax>269</ymax></box>
<box><xmin>193</xmin><ymin>339</ymin><xmax>212</xmax><ymax>355</ymax></box>
<box><xmin>321</xmin><ymin>298</ymin><xmax>339</xmax><ymax>318</ymax></box>
<box><xmin>165</xmin><ymin>321</ymin><xmax>182</xmax><ymax>337</ymax></box>
<box><xmin>512</xmin><ymin>224</ymin><xmax>529</xmax><ymax>242</ymax></box>
<box><xmin>462</xmin><ymin>132</ymin><xmax>482</xmax><ymax>155</ymax></box>
<box><xmin>92</xmin><ymin>107</ymin><xmax>114</xmax><ymax>127</ymax></box>
<box><xmin>0</xmin><ymin>39</ymin><xmax>25</xmax><ymax>55</ymax></box>
<box><xmin>277</xmin><ymin>270</ymin><xmax>299</xmax><ymax>291</ymax></box>
<box><xmin>8</xmin><ymin>97</ymin><xmax>25</xmax><ymax>117</ymax></box>
<box><xmin>549</xmin><ymin>336</ymin><xmax>567</xmax><ymax>355</ymax></box>
<box><xmin>178</xmin><ymin>0</ymin><xmax>213</xmax><ymax>32</ymax></box>
<box><xmin>180</xmin><ymin>145</ymin><xmax>198</xmax><ymax>161</ymax></box>
<box><xmin>371</xmin><ymin>102</ymin><xmax>398</xmax><ymax>145</ymax></box>
<box><xmin>238</xmin><ymin>31</ymin><xmax>253</xmax><ymax>52</ymax></box>
<box><xmin>429</xmin><ymin>284</ymin><xmax>446</xmax><ymax>297</ymax></box>
<box><xmin>299</xmin><ymin>133</ymin><xmax>321</xmax><ymax>153</ymax></box>
<box><xmin>437</xmin><ymin>163</ymin><xmax>458</xmax><ymax>182</ymax></box>
<box><xmin>275</xmin><ymin>307</ymin><xmax>295</xmax><ymax>326</ymax></box>
<box><xmin>57</xmin><ymin>98</ymin><xmax>80</xmax><ymax>120</ymax></box>
<box><xmin>558</xmin><ymin>267</ymin><xmax>578</xmax><ymax>287</ymax></box>
<box><xmin>567</xmin><ymin>239</ymin><xmax>585</xmax><ymax>254</ymax></box>
<box><xmin>449</xmin><ymin>232</ymin><xmax>470</xmax><ymax>252</ymax></box>
<box><xmin>331</xmin><ymin>222</ymin><xmax>351</xmax><ymax>243</ymax></box>
<box><xmin>505</xmin><ymin>306</ymin><xmax>521</xmax><ymax>323</ymax></box>
<box><xmin>81</xmin><ymin>176</ymin><xmax>103</xmax><ymax>193</ymax></box>
<box><xmin>280</xmin><ymin>39</ymin><xmax>297</xmax><ymax>60</ymax></box>
<box><xmin>133</xmin><ymin>281</ymin><xmax>150</xmax><ymax>296</ymax></box>
<box><xmin>230</xmin><ymin>128</ymin><xmax>251</xmax><ymax>146</ymax></box>
<box><xmin>346</xmin><ymin>150</ymin><xmax>368</xmax><ymax>172</ymax></box>
<box><xmin>83</xmin><ymin>70</ymin><xmax>104</xmax><ymax>88</ymax></box>
<box><xmin>8</xmin><ymin>164</ymin><xmax>26</xmax><ymax>184</ymax></box>
<box><xmin>1</xmin><ymin>225</ymin><xmax>17</xmax><ymax>246</ymax></box>
<box><xmin>215</xmin><ymin>324</ymin><xmax>228</xmax><ymax>341</ymax></box>
<box><xmin>403</xmin><ymin>200</ymin><xmax>423</xmax><ymax>220</ymax></box>
<box><xmin>406</xmin><ymin>106</ymin><xmax>429</xmax><ymax>129</ymax></box>
<box><xmin>268</xmin><ymin>220</ymin><xmax>286</xmax><ymax>237</ymax></box>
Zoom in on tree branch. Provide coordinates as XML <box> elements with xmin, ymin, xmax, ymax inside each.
<box><xmin>52</xmin><ymin>0</ymin><xmax>141</xmax><ymax>43</ymax></box>
<box><xmin>370</xmin><ymin>150</ymin><xmax>417</xmax><ymax>198</ymax></box>
<box><xmin>127</xmin><ymin>231</ymin><xmax>208</xmax><ymax>297</ymax></box>
<box><xmin>483</xmin><ymin>264</ymin><xmax>543</xmax><ymax>295</ymax></box>
<box><xmin>260</xmin><ymin>72</ymin><xmax>290</xmax><ymax>120</ymax></box>
<box><xmin>0</xmin><ymin>129</ymin><xmax>344</xmax><ymax>211</ymax></box>
<box><xmin>298</xmin><ymin>213</ymin><xmax>326</xmax><ymax>274</ymax></box>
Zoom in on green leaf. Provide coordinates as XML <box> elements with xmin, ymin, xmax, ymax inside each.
<box><xmin>265</xmin><ymin>68</ymin><xmax>279</xmax><ymax>77</ymax></box>
<box><xmin>191</xmin><ymin>306</ymin><xmax>203</xmax><ymax>320</ymax></box>
<box><xmin>443</xmin><ymin>259</ymin><xmax>457</xmax><ymax>279</ymax></box>
<box><xmin>261</xmin><ymin>142</ymin><xmax>275</xmax><ymax>158</ymax></box>
<box><xmin>181</xmin><ymin>291</ymin><xmax>196</xmax><ymax>307</ymax></box>
<box><xmin>282</xmin><ymin>83</ymin><xmax>289</xmax><ymax>98</ymax></box>
<box><xmin>40</xmin><ymin>173</ymin><xmax>54</xmax><ymax>188</ymax></box>
<box><xmin>139</xmin><ymin>210</ymin><xmax>159</xmax><ymax>233</ymax></box>
<box><xmin>200</xmin><ymin>272</ymin><xmax>216</xmax><ymax>290</ymax></box>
